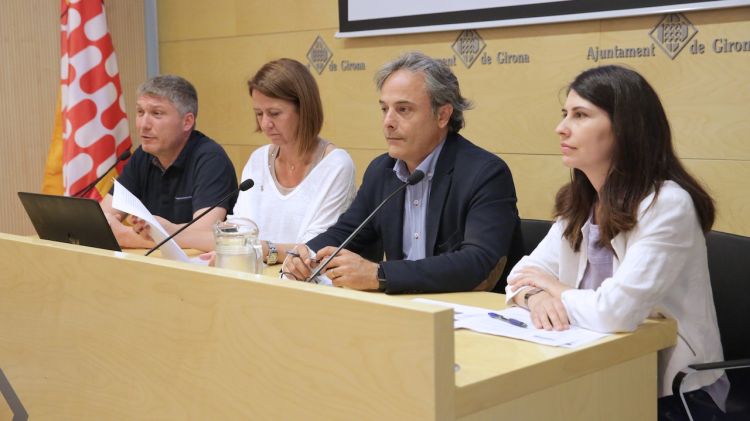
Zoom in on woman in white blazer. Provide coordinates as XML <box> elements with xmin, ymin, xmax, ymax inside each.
<box><xmin>505</xmin><ymin>65</ymin><xmax>727</xmax><ymax>420</ymax></box>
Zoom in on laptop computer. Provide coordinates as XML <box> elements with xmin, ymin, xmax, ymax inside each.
<box><xmin>18</xmin><ymin>192</ymin><xmax>121</xmax><ymax>252</ymax></box>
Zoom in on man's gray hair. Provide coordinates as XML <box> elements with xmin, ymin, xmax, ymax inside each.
<box><xmin>374</xmin><ymin>51</ymin><xmax>472</xmax><ymax>133</ymax></box>
<box><xmin>137</xmin><ymin>75</ymin><xmax>198</xmax><ymax>118</ymax></box>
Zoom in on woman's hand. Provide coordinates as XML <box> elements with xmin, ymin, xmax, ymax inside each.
<box><xmin>527</xmin><ymin>291</ymin><xmax>570</xmax><ymax>331</ymax></box>
<box><xmin>508</xmin><ymin>267</ymin><xmax>572</xmax><ymax>330</ymax></box>
<box><xmin>281</xmin><ymin>245</ymin><xmax>317</xmax><ymax>281</ymax></box>
<box><xmin>508</xmin><ymin>267</ymin><xmax>571</xmax><ymax>299</ymax></box>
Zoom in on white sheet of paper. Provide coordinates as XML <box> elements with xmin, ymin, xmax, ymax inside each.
<box><xmin>413</xmin><ymin>298</ymin><xmax>609</xmax><ymax>348</ymax></box>
<box><xmin>111</xmin><ymin>180</ymin><xmax>190</xmax><ymax>262</ymax></box>
<box><xmin>304</xmin><ymin>248</ymin><xmax>333</xmax><ymax>286</ymax></box>
<box><xmin>311</xmin><ymin>274</ymin><xmax>334</xmax><ymax>286</ymax></box>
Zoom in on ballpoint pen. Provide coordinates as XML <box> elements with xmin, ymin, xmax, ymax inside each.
<box><xmin>488</xmin><ymin>312</ymin><xmax>528</xmax><ymax>328</ymax></box>
<box><xmin>286</xmin><ymin>250</ymin><xmax>319</xmax><ymax>263</ymax></box>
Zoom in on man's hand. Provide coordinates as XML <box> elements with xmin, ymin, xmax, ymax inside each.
<box><xmin>151</xmin><ymin>210</ymin><xmax>222</xmax><ymax>252</ymax></box>
<box><xmin>100</xmin><ymin>193</ymin><xmax>153</xmax><ymax>249</ymax></box>
<box><xmin>103</xmin><ymin>212</ymin><xmax>154</xmax><ymax>249</ymax></box>
<box><xmin>128</xmin><ymin>215</ymin><xmax>153</xmax><ymax>242</ymax></box>
<box><xmin>281</xmin><ymin>244</ymin><xmax>316</xmax><ymax>281</ymax></box>
<box><xmin>153</xmin><ymin>215</ymin><xmax>176</xmax><ymax>234</ymax></box>
<box><xmin>316</xmin><ymin>247</ymin><xmax>379</xmax><ymax>291</ymax></box>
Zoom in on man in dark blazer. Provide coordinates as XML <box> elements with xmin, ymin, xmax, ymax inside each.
<box><xmin>283</xmin><ymin>52</ymin><xmax>521</xmax><ymax>293</ymax></box>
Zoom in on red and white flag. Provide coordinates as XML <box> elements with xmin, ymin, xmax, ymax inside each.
<box><xmin>43</xmin><ymin>0</ymin><xmax>132</xmax><ymax>199</ymax></box>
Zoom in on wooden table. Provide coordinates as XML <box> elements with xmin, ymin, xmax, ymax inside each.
<box><xmin>0</xmin><ymin>233</ymin><xmax>676</xmax><ymax>420</ymax></box>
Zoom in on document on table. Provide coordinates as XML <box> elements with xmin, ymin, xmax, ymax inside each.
<box><xmin>413</xmin><ymin>298</ymin><xmax>610</xmax><ymax>348</ymax></box>
<box><xmin>111</xmin><ymin>180</ymin><xmax>191</xmax><ymax>263</ymax></box>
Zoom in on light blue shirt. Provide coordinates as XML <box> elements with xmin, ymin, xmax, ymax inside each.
<box><xmin>393</xmin><ymin>140</ymin><xmax>445</xmax><ymax>261</ymax></box>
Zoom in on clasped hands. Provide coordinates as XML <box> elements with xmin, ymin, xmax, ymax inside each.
<box><xmin>130</xmin><ymin>214</ymin><xmax>177</xmax><ymax>237</ymax></box>
<box><xmin>508</xmin><ymin>267</ymin><xmax>573</xmax><ymax>331</ymax></box>
<box><xmin>128</xmin><ymin>215</ymin><xmax>152</xmax><ymax>240</ymax></box>
<box><xmin>282</xmin><ymin>246</ymin><xmax>379</xmax><ymax>291</ymax></box>
<box><xmin>105</xmin><ymin>213</ymin><xmax>155</xmax><ymax>248</ymax></box>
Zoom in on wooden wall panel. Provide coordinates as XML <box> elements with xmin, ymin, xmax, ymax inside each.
<box><xmin>1</xmin><ymin>0</ymin><xmax>147</xmax><ymax>236</ymax></box>
<box><xmin>158</xmin><ymin>2</ymin><xmax>750</xmax><ymax>235</ymax></box>
<box><xmin>598</xmin><ymin>10</ymin><xmax>750</xmax><ymax>161</ymax></box>
<box><xmin>157</xmin><ymin>0</ymin><xmax>337</xmax><ymax>41</ymax></box>
<box><xmin>683</xmin><ymin>160</ymin><xmax>750</xmax><ymax>235</ymax></box>
<box><xmin>223</xmin><ymin>144</ymin><xmax>258</xmax><ymax>179</ymax></box>
<box><xmin>503</xmin><ymin>155</ymin><xmax>571</xmax><ymax>222</ymax></box>
<box><xmin>0</xmin><ymin>1</ymin><xmax>58</xmax><ymax>236</ymax></box>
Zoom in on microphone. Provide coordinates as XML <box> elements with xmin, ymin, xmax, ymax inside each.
<box><xmin>72</xmin><ymin>150</ymin><xmax>132</xmax><ymax>198</ymax></box>
<box><xmin>145</xmin><ymin>178</ymin><xmax>254</xmax><ymax>256</ymax></box>
<box><xmin>305</xmin><ymin>170</ymin><xmax>425</xmax><ymax>283</ymax></box>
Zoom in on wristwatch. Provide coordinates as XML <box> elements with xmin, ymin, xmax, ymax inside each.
<box><xmin>266</xmin><ymin>241</ymin><xmax>278</xmax><ymax>265</ymax></box>
<box><xmin>376</xmin><ymin>264</ymin><xmax>387</xmax><ymax>292</ymax></box>
<box><xmin>523</xmin><ymin>288</ymin><xmax>544</xmax><ymax>308</ymax></box>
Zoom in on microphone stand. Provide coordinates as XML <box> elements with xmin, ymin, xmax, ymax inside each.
<box><xmin>71</xmin><ymin>150</ymin><xmax>131</xmax><ymax>198</ymax></box>
<box><xmin>305</xmin><ymin>170</ymin><xmax>425</xmax><ymax>283</ymax></box>
<box><xmin>145</xmin><ymin>179</ymin><xmax>254</xmax><ymax>256</ymax></box>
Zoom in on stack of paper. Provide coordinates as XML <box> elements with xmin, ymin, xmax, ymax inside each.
<box><xmin>111</xmin><ymin>180</ymin><xmax>192</xmax><ymax>263</ymax></box>
<box><xmin>413</xmin><ymin>298</ymin><xmax>609</xmax><ymax>348</ymax></box>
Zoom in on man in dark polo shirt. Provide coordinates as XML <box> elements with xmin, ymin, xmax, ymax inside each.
<box><xmin>101</xmin><ymin>75</ymin><xmax>237</xmax><ymax>251</ymax></box>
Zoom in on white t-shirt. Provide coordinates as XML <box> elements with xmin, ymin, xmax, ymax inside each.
<box><xmin>232</xmin><ymin>144</ymin><xmax>356</xmax><ymax>244</ymax></box>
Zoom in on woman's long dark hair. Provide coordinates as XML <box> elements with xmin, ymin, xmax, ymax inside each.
<box><xmin>554</xmin><ymin>65</ymin><xmax>714</xmax><ymax>251</ymax></box>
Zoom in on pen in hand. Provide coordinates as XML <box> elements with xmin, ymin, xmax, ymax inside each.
<box><xmin>283</xmin><ymin>250</ymin><xmax>321</xmax><ymax>283</ymax></box>
<box><xmin>286</xmin><ymin>250</ymin><xmax>319</xmax><ymax>263</ymax></box>
<box><xmin>488</xmin><ymin>312</ymin><xmax>528</xmax><ymax>328</ymax></box>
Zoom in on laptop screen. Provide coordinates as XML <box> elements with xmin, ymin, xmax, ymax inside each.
<box><xmin>17</xmin><ymin>192</ymin><xmax>121</xmax><ymax>252</ymax></box>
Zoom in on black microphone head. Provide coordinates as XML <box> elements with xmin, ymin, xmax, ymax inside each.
<box><xmin>118</xmin><ymin>150</ymin><xmax>132</xmax><ymax>161</ymax></box>
<box><xmin>239</xmin><ymin>179</ymin><xmax>254</xmax><ymax>191</ymax></box>
<box><xmin>407</xmin><ymin>170</ymin><xmax>425</xmax><ymax>185</ymax></box>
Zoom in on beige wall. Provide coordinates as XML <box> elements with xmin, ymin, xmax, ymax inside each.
<box><xmin>4</xmin><ymin>2</ymin><xmax>746</xmax><ymax>237</ymax></box>
<box><xmin>158</xmin><ymin>2</ymin><xmax>750</xmax><ymax>236</ymax></box>
<box><xmin>0</xmin><ymin>0</ymin><xmax>146</xmax><ymax>235</ymax></box>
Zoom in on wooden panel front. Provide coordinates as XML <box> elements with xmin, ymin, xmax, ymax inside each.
<box><xmin>0</xmin><ymin>234</ymin><xmax>454</xmax><ymax>420</ymax></box>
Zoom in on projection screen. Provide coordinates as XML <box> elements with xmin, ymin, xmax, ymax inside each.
<box><xmin>337</xmin><ymin>0</ymin><xmax>750</xmax><ymax>37</ymax></box>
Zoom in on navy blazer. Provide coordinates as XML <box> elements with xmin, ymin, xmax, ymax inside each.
<box><xmin>307</xmin><ymin>133</ymin><xmax>521</xmax><ymax>293</ymax></box>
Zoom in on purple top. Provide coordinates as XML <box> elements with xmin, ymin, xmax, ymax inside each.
<box><xmin>579</xmin><ymin>219</ymin><xmax>613</xmax><ymax>291</ymax></box>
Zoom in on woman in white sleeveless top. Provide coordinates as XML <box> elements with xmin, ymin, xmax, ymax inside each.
<box><xmin>231</xmin><ymin>58</ymin><xmax>355</xmax><ymax>264</ymax></box>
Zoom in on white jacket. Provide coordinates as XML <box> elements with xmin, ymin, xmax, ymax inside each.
<box><xmin>506</xmin><ymin>181</ymin><xmax>724</xmax><ymax>396</ymax></box>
